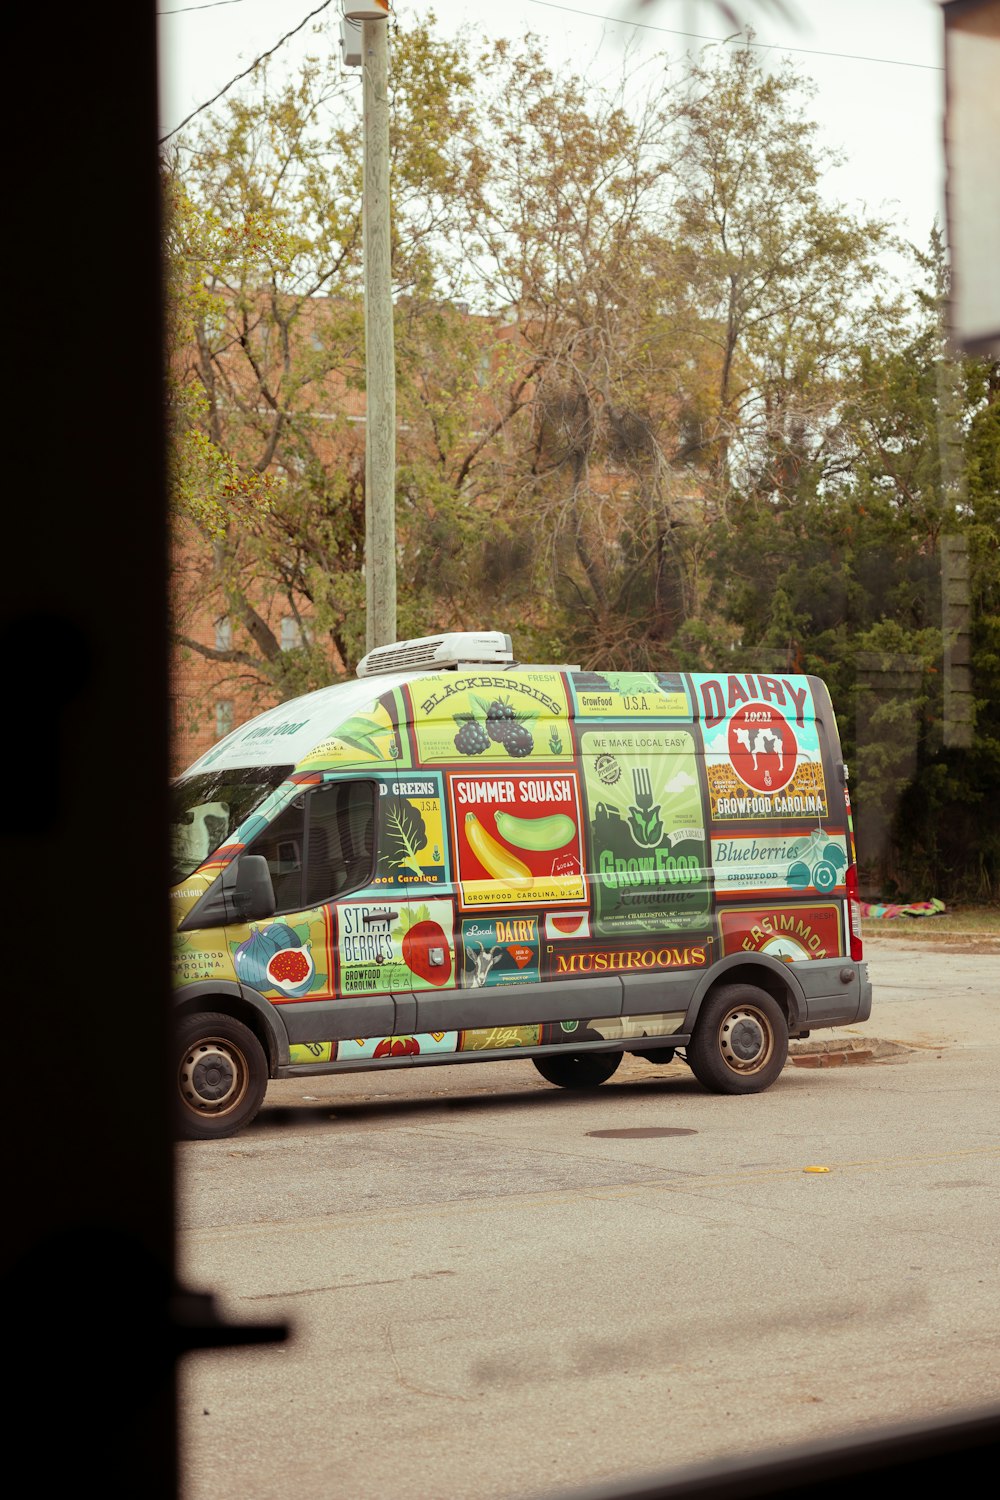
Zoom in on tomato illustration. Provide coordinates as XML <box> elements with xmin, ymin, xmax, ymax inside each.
<box><xmin>402</xmin><ymin>920</ymin><xmax>452</xmax><ymax>985</ymax></box>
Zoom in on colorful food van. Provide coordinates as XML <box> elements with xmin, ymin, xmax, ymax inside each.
<box><xmin>170</xmin><ymin>631</ymin><xmax>871</xmax><ymax>1138</ymax></box>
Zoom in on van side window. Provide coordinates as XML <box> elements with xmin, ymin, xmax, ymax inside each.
<box><xmin>246</xmin><ymin>782</ymin><xmax>376</xmax><ymax>914</ymax></box>
<box><xmin>303</xmin><ymin>781</ymin><xmax>376</xmax><ymax>907</ymax></box>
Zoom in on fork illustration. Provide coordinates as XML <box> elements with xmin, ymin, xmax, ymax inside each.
<box><xmin>627</xmin><ymin>766</ymin><xmax>663</xmax><ymax>847</ymax></box>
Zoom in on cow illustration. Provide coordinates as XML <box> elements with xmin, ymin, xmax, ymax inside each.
<box><xmin>734</xmin><ymin>725</ymin><xmax>784</xmax><ymax>772</ymax></box>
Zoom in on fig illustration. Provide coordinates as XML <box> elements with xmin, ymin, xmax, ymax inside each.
<box><xmin>265</xmin><ymin>943</ymin><xmax>315</xmax><ymax>997</ymax></box>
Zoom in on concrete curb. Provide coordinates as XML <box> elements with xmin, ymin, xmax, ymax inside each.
<box><xmin>789</xmin><ymin>1036</ymin><xmax>912</xmax><ymax>1067</ymax></box>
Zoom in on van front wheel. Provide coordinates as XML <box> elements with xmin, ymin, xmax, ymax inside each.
<box><xmin>532</xmin><ymin>1051</ymin><xmax>622</xmax><ymax>1089</ymax></box>
<box><xmin>176</xmin><ymin>1012</ymin><xmax>268</xmax><ymax>1140</ymax></box>
<box><xmin>687</xmin><ymin>985</ymin><xmax>787</xmax><ymax>1094</ymax></box>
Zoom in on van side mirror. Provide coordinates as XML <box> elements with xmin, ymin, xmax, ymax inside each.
<box><xmin>176</xmin><ymin>854</ymin><xmax>277</xmax><ymax>932</ymax></box>
<box><xmin>224</xmin><ymin>855</ymin><xmax>276</xmax><ymax>923</ymax></box>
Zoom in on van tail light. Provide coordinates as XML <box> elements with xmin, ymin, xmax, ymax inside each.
<box><xmin>846</xmin><ymin>862</ymin><xmax>864</xmax><ymax>960</ymax></box>
<box><xmin>842</xmin><ymin>777</ymin><xmax>863</xmax><ymax>960</ymax></box>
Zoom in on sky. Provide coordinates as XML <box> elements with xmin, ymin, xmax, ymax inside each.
<box><xmin>157</xmin><ymin>0</ymin><xmax>948</xmax><ymax>258</ymax></box>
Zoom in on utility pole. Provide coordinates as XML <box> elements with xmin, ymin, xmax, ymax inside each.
<box><xmin>342</xmin><ymin>1</ymin><xmax>396</xmax><ymax>652</ymax></box>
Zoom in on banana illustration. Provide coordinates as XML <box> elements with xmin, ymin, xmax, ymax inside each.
<box><xmin>494</xmin><ymin>810</ymin><xmax>575</xmax><ymax>850</ymax></box>
<box><xmin>465</xmin><ymin>813</ymin><xmax>532</xmax><ymax>884</ymax></box>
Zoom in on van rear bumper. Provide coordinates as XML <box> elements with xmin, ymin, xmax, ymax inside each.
<box><xmin>800</xmin><ymin>958</ymin><xmax>872</xmax><ymax>1030</ymax></box>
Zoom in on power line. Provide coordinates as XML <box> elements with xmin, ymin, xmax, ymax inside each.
<box><xmin>527</xmin><ymin>0</ymin><xmax>945</xmax><ymax>71</ymax></box>
<box><xmin>158</xmin><ymin>0</ymin><xmax>333</xmax><ymax>145</ymax></box>
<box><xmin>159</xmin><ymin>1</ymin><xmax>250</xmax><ymax>15</ymax></box>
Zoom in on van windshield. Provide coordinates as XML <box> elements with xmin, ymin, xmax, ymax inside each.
<box><xmin>170</xmin><ymin>766</ymin><xmax>292</xmax><ymax>883</ymax></box>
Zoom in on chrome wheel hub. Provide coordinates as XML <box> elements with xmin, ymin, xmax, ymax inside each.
<box><xmin>180</xmin><ymin>1040</ymin><xmax>240</xmax><ymax>1111</ymax></box>
<box><xmin>720</xmin><ymin>1007</ymin><xmax>772</xmax><ymax>1072</ymax></box>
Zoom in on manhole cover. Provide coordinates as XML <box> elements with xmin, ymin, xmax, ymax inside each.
<box><xmin>586</xmin><ymin>1127</ymin><xmax>697</xmax><ymax>1139</ymax></box>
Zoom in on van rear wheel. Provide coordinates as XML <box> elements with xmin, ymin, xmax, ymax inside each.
<box><xmin>687</xmin><ymin>985</ymin><xmax>787</xmax><ymax>1094</ymax></box>
<box><xmin>532</xmin><ymin>1051</ymin><xmax>622</xmax><ymax>1089</ymax></box>
<box><xmin>176</xmin><ymin>1012</ymin><xmax>268</xmax><ymax>1140</ymax></box>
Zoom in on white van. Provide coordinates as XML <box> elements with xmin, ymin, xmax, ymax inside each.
<box><xmin>170</xmin><ymin>631</ymin><xmax>871</xmax><ymax>1138</ymax></box>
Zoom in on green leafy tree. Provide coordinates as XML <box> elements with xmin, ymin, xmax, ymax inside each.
<box><xmin>163</xmin><ymin>19</ymin><xmax>998</xmax><ymax>904</ymax></box>
<box><xmin>442</xmin><ymin>39</ymin><xmax>907</xmax><ymax>669</ymax></box>
<box><xmin>164</xmin><ymin>17</ymin><xmax>491</xmax><ymax>701</ymax></box>
<box><xmin>699</xmin><ymin>231</ymin><xmax>998</xmax><ymax>898</ymax></box>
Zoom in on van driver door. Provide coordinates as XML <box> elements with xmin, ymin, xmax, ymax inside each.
<box><xmin>225</xmin><ymin>780</ymin><xmax>388</xmax><ymax>1041</ymax></box>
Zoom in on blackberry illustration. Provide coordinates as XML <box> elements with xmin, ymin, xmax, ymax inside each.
<box><xmin>454</xmin><ymin>721</ymin><xmax>490</xmax><ymax>756</ymax></box>
<box><xmin>500</xmin><ymin>722</ymin><xmax>534</xmax><ymax>758</ymax></box>
<box><xmin>486</xmin><ymin>698</ymin><xmax>517</xmax><ymax>742</ymax></box>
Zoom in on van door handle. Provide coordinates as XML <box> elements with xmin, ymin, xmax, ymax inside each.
<box><xmin>361</xmin><ymin>909</ymin><xmax>393</xmax><ymax>925</ymax></box>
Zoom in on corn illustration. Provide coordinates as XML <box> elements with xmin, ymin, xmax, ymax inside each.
<box><xmin>465</xmin><ymin>812</ymin><xmax>532</xmax><ymax>884</ymax></box>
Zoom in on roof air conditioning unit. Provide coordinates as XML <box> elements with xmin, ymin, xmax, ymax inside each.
<box><xmin>357</xmin><ymin>631</ymin><xmax>514</xmax><ymax>678</ymax></box>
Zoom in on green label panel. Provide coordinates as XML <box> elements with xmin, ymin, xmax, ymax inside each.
<box><xmin>580</xmin><ymin>727</ymin><xmax>709</xmax><ymax>935</ymax></box>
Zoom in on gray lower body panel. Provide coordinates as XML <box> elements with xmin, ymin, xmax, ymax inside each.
<box><xmin>281</xmin><ymin>995</ymin><xmax>395</xmax><ymax>1044</ymax></box>
<box><xmin>620</xmin><ymin>968</ymin><xmax>707</xmax><ymax>1012</ymax></box>
<box><xmin>262</xmin><ymin>957</ymin><xmax>869</xmax><ymax>1054</ymax></box>
<box><xmin>278</xmin><ymin>982</ymin><xmax>624</xmax><ymax>1046</ymax></box>
<box><xmin>275</xmin><ymin>971</ymin><xmax>705</xmax><ymax>1048</ymax></box>
<box><xmin>411</xmin><ymin>976</ymin><xmax>622</xmax><ymax>1033</ymax></box>
<box><xmin>798</xmin><ymin>958</ymin><xmax>871</xmax><ymax>1028</ymax></box>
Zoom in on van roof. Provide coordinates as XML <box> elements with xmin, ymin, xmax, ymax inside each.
<box><xmin>178</xmin><ymin>672</ymin><xmax>417</xmax><ymax>776</ymax></box>
<box><xmin>178</xmin><ymin>665</ymin><xmax>829</xmax><ymax>781</ymax></box>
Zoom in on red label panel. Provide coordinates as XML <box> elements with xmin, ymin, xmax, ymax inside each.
<box><xmin>448</xmin><ymin>772</ymin><xmax>586</xmax><ymax>909</ymax></box>
<box><xmin>719</xmin><ymin>904</ymin><xmax>843</xmax><ymax>961</ymax></box>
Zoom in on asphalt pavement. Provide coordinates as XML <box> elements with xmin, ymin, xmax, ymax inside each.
<box><xmin>176</xmin><ymin>927</ymin><xmax>999</xmax><ymax>1500</ymax></box>
<box><xmin>830</xmin><ymin>932</ymin><xmax>998</xmax><ymax>1051</ymax></box>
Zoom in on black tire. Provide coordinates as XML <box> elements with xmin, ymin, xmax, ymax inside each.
<box><xmin>687</xmin><ymin>984</ymin><xmax>788</xmax><ymax>1094</ymax></box>
<box><xmin>176</xmin><ymin>1012</ymin><xmax>268</xmax><ymax>1140</ymax></box>
<box><xmin>532</xmin><ymin>1050</ymin><xmax>622</xmax><ymax>1089</ymax></box>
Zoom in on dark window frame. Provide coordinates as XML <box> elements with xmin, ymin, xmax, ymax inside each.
<box><xmin>247</xmin><ymin>779</ymin><xmax>378</xmax><ymax>916</ymax></box>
